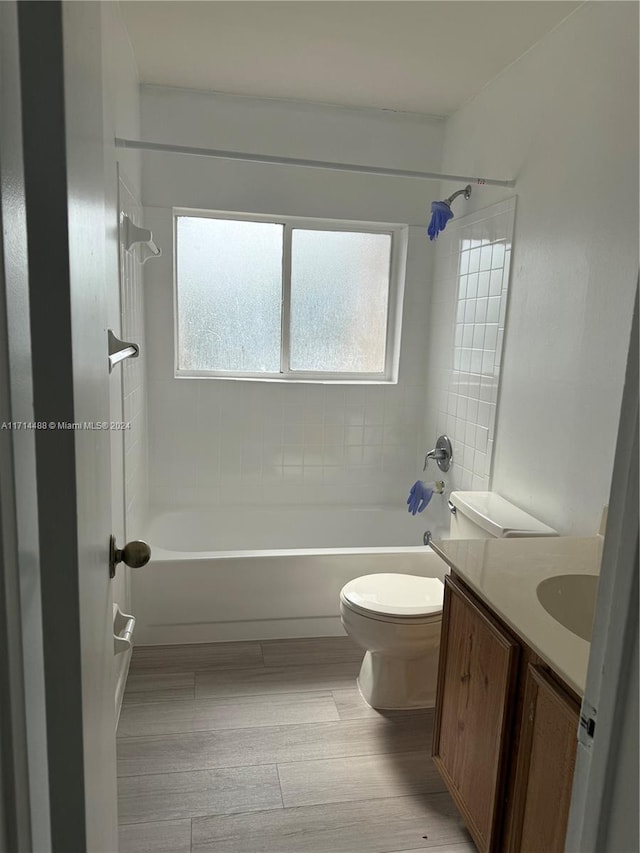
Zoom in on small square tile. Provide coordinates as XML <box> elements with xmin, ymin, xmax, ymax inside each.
<box><xmin>475</xmin><ymin>425</ymin><xmax>489</xmax><ymax>453</ymax></box>
<box><xmin>487</xmin><ymin>296</ymin><xmax>501</xmax><ymax>323</ymax></box>
<box><xmin>470</xmin><ymin>350</ymin><xmax>483</xmax><ymax>374</ymax></box>
<box><xmin>481</xmin><ymin>350</ymin><xmax>495</xmax><ymax>375</ymax></box>
<box><xmin>489</xmin><ymin>269</ymin><xmax>503</xmax><ymax>296</ymax></box>
<box><xmin>472</xmin><ymin>474</ymin><xmax>488</xmax><ymax>491</ymax></box>
<box><xmin>479</xmin><ymin>246</ymin><xmax>493</xmax><ymax>271</ymax></box>
<box><xmin>364</xmin><ymin>426</ymin><xmax>383</xmax><ymax>445</ymax></box>
<box><xmin>477</xmin><ymin>271</ymin><xmax>491</xmax><ymax>297</ymax></box>
<box><xmin>475</xmin><ymin>297</ymin><xmax>488</xmax><ymax>324</ymax></box>
<box><xmin>474</xmin><ymin>450</ymin><xmax>488</xmax><ymax>477</ymax></box>
<box><xmin>323</xmin><ymin>425</ymin><xmax>344</xmax><ymax>445</ymax></box>
<box><xmin>478</xmin><ymin>401</ymin><xmax>491</xmax><ymax>428</ymax></box>
<box><xmin>463</xmin><ymin>444</ymin><xmax>474</xmax><ymax>469</ymax></box>
<box><xmin>484</xmin><ymin>324</ymin><xmax>499</xmax><ymax>351</ymax></box>
<box><xmin>466</xmin><ymin>273</ymin><xmax>479</xmax><ymax>299</ymax></box>
<box><xmin>303</xmin><ymin>446</ymin><xmax>324</xmax><ymax>465</ymax></box>
<box><xmin>472</xmin><ymin>326</ymin><xmax>486</xmax><ymax>349</ymax></box>
<box><xmin>345</xmin><ymin>405</ymin><xmax>366</xmax><ymax>426</ymax></box>
<box><xmin>344</xmin><ymin>426</ymin><xmax>364</xmax><ymax>446</ymax></box>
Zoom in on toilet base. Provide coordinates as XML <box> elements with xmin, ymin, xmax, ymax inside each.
<box><xmin>356</xmin><ymin>649</ymin><xmax>439</xmax><ymax>710</ymax></box>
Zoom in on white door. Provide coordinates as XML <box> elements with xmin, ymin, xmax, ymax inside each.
<box><xmin>17</xmin><ymin>2</ymin><xmax>124</xmax><ymax>849</ymax></box>
<box><xmin>565</xmin><ymin>286</ymin><xmax>639</xmax><ymax>851</ymax></box>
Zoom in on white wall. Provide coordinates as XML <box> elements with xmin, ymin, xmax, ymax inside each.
<box><xmin>429</xmin><ymin>1</ymin><xmax>638</xmax><ymax>535</ymax></box>
<box><xmin>141</xmin><ymin>88</ymin><xmax>444</xmax><ymax>513</ymax></box>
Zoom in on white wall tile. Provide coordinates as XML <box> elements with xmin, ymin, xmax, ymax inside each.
<box><xmin>423</xmin><ymin>200</ymin><xmax>515</xmax><ymax>496</ymax></box>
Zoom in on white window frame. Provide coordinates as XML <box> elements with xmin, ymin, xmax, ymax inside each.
<box><xmin>173</xmin><ymin>208</ymin><xmax>407</xmax><ymax>383</ymax></box>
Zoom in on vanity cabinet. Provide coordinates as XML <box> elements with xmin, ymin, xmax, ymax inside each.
<box><xmin>508</xmin><ymin>664</ymin><xmax>579</xmax><ymax>853</ymax></box>
<box><xmin>432</xmin><ymin>574</ymin><xmax>580</xmax><ymax>853</ymax></box>
<box><xmin>432</xmin><ymin>576</ymin><xmax>519</xmax><ymax>851</ymax></box>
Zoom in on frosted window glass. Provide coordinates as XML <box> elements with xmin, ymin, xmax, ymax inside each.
<box><xmin>176</xmin><ymin>217</ymin><xmax>282</xmax><ymax>372</ymax></box>
<box><xmin>289</xmin><ymin>230</ymin><xmax>391</xmax><ymax>373</ymax></box>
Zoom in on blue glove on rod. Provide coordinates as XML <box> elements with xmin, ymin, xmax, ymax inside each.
<box><xmin>407</xmin><ymin>480</ymin><xmax>443</xmax><ymax>515</ymax></box>
<box><xmin>407</xmin><ymin>481</ymin><xmax>434</xmax><ymax>515</ymax></box>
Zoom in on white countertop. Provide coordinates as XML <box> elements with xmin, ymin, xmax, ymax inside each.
<box><xmin>430</xmin><ymin>536</ymin><xmax>603</xmax><ymax>696</ymax></box>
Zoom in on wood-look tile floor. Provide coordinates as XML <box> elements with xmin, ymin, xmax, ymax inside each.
<box><xmin>117</xmin><ymin>637</ymin><xmax>475</xmax><ymax>853</ymax></box>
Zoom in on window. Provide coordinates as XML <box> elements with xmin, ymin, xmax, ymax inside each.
<box><xmin>174</xmin><ymin>210</ymin><xmax>405</xmax><ymax>381</ymax></box>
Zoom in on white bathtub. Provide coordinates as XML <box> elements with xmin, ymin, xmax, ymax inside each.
<box><xmin>132</xmin><ymin>506</ymin><xmax>449</xmax><ymax>645</ymax></box>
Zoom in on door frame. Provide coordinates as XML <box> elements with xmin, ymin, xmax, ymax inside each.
<box><xmin>0</xmin><ymin>2</ymin><xmax>51</xmax><ymax>850</ymax></box>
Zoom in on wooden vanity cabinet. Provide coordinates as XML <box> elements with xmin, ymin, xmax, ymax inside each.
<box><xmin>432</xmin><ymin>575</ymin><xmax>520</xmax><ymax>852</ymax></box>
<box><xmin>432</xmin><ymin>573</ymin><xmax>580</xmax><ymax>853</ymax></box>
<box><xmin>507</xmin><ymin>664</ymin><xmax>580</xmax><ymax>853</ymax></box>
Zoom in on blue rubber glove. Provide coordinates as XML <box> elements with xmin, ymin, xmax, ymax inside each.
<box><xmin>407</xmin><ymin>480</ymin><xmax>434</xmax><ymax>515</ymax></box>
<box><xmin>427</xmin><ymin>200</ymin><xmax>454</xmax><ymax>241</ymax></box>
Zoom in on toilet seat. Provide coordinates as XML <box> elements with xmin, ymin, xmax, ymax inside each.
<box><xmin>340</xmin><ymin>573</ymin><xmax>444</xmax><ymax>622</ymax></box>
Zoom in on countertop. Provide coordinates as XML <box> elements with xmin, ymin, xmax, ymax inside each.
<box><xmin>430</xmin><ymin>535</ymin><xmax>603</xmax><ymax>696</ymax></box>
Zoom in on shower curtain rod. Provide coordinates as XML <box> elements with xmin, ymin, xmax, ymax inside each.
<box><xmin>114</xmin><ymin>137</ymin><xmax>516</xmax><ymax>188</ymax></box>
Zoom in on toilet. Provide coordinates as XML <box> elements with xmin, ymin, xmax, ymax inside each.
<box><xmin>340</xmin><ymin>491</ymin><xmax>556</xmax><ymax>710</ymax></box>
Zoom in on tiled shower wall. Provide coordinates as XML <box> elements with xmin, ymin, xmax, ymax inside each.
<box><xmin>147</xmin><ymin>377</ymin><xmax>426</xmax><ymax>509</ymax></box>
<box><xmin>119</xmin><ymin>176</ymin><xmax>148</xmax><ymax>537</ymax></box>
<box><xmin>423</xmin><ymin>198</ymin><xmax>515</xmax><ymax>497</ymax></box>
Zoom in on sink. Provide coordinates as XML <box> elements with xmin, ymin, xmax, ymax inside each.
<box><xmin>536</xmin><ymin>574</ymin><xmax>599</xmax><ymax>642</ymax></box>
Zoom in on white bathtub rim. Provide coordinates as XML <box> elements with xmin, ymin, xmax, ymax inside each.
<box><xmin>149</xmin><ymin>543</ymin><xmax>443</xmax><ymax>563</ymax></box>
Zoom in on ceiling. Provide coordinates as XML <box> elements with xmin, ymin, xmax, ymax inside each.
<box><xmin>120</xmin><ymin>1</ymin><xmax>580</xmax><ymax>117</ymax></box>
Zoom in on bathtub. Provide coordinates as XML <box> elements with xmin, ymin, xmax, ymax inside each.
<box><xmin>132</xmin><ymin>506</ymin><xmax>449</xmax><ymax>645</ymax></box>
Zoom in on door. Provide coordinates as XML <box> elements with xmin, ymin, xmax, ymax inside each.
<box><xmin>18</xmin><ymin>3</ymin><xmax>118</xmax><ymax>850</ymax></box>
<box><xmin>432</xmin><ymin>575</ymin><xmax>519</xmax><ymax>852</ymax></box>
<box><xmin>510</xmin><ymin>665</ymin><xmax>579</xmax><ymax>852</ymax></box>
<box><xmin>566</xmin><ymin>286</ymin><xmax>639</xmax><ymax>852</ymax></box>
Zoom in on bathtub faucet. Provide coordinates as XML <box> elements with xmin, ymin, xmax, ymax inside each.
<box><xmin>423</xmin><ymin>435</ymin><xmax>453</xmax><ymax>473</ymax></box>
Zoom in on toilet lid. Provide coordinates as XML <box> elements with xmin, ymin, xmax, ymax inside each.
<box><xmin>340</xmin><ymin>573</ymin><xmax>444</xmax><ymax>618</ymax></box>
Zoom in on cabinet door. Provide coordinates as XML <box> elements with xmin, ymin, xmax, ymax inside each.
<box><xmin>510</xmin><ymin>664</ymin><xmax>579</xmax><ymax>853</ymax></box>
<box><xmin>433</xmin><ymin>576</ymin><xmax>519</xmax><ymax>852</ymax></box>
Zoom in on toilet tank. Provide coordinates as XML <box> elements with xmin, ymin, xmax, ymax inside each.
<box><xmin>448</xmin><ymin>491</ymin><xmax>557</xmax><ymax>539</ymax></box>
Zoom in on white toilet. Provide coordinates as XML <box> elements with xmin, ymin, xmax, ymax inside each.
<box><xmin>340</xmin><ymin>491</ymin><xmax>556</xmax><ymax>710</ymax></box>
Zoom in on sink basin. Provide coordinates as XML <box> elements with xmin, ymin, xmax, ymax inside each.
<box><xmin>536</xmin><ymin>574</ymin><xmax>599</xmax><ymax>642</ymax></box>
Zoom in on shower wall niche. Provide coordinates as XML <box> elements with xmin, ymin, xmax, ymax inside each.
<box><xmin>423</xmin><ymin>197</ymin><xmax>515</xmax><ymax>498</ymax></box>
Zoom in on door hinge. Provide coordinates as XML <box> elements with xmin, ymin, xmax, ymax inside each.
<box><xmin>578</xmin><ymin>700</ymin><xmax>597</xmax><ymax>747</ymax></box>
